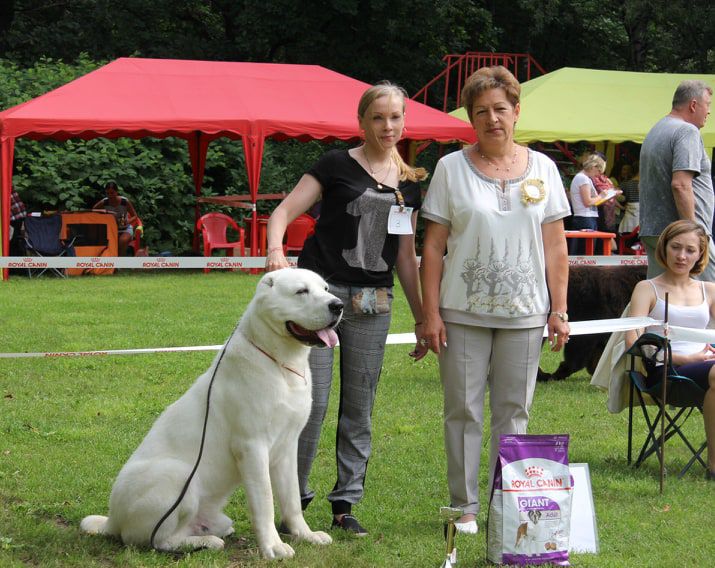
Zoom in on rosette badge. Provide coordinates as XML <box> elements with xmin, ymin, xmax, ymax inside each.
<box><xmin>520</xmin><ymin>178</ymin><xmax>546</xmax><ymax>205</ymax></box>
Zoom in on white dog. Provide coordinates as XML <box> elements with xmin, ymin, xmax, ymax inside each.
<box><xmin>81</xmin><ymin>268</ymin><xmax>343</xmax><ymax>559</ymax></box>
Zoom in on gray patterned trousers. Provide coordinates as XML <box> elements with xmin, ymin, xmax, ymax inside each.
<box><xmin>297</xmin><ymin>281</ymin><xmax>392</xmax><ymax>514</ymax></box>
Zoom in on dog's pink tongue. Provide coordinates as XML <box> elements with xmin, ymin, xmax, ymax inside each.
<box><xmin>317</xmin><ymin>328</ymin><xmax>339</xmax><ymax>348</ymax></box>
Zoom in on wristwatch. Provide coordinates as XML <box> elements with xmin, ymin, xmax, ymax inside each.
<box><xmin>550</xmin><ymin>311</ymin><xmax>568</xmax><ymax>322</ymax></box>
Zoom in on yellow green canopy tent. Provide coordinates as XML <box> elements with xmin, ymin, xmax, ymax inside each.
<box><xmin>450</xmin><ymin>67</ymin><xmax>715</xmax><ymax>155</ymax></box>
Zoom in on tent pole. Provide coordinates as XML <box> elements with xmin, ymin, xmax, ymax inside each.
<box><xmin>1</xmin><ymin>138</ymin><xmax>16</xmax><ymax>281</ymax></box>
<box><xmin>188</xmin><ymin>132</ymin><xmax>208</xmax><ymax>254</ymax></box>
<box><xmin>242</xmin><ymin>135</ymin><xmax>265</xmax><ymax>259</ymax></box>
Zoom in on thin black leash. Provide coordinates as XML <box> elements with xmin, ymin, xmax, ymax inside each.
<box><xmin>149</xmin><ymin>324</ymin><xmax>240</xmax><ymax>550</ymax></box>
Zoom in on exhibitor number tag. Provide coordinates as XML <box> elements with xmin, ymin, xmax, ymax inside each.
<box><xmin>387</xmin><ymin>205</ymin><xmax>413</xmax><ymax>235</ymax></box>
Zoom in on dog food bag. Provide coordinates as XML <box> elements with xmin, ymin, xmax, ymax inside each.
<box><xmin>487</xmin><ymin>434</ymin><xmax>572</xmax><ymax>566</ymax></box>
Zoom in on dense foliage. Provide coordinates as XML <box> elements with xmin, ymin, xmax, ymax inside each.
<box><xmin>1</xmin><ymin>1</ymin><xmax>712</xmax><ymax>251</ymax></box>
<box><xmin>0</xmin><ymin>57</ymin><xmax>334</xmax><ymax>252</ymax></box>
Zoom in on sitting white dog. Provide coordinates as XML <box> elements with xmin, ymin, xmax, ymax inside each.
<box><xmin>81</xmin><ymin>268</ymin><xmax>343</xmax><ymax>559</ymax></box>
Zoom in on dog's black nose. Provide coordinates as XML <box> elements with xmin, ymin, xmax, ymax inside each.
<box><xmin>329</xmin><ymin>299</ymin><xmax>344</xmax><ymax>314</ymax></box>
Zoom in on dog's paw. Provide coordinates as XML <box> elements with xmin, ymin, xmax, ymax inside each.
<box><xmin>261</xmin><ymin>540</ymin><xmax>295</xmax><ymax>559</ymax></box>
<box><xmin>198</xmin><ymin>535</ymin><xmax>225</xmax><ymax>550</ymax></box>
<box><xmin>302</xmin><ymin>530</ymin><xmax>332</xmax><ymax>545</ymax></box>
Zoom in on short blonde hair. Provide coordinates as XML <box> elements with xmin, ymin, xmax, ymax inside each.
<box><xmin>655</xmin><ymin>220</ymin><xmax>709</xmax><ymax>275</ymax></box>
<box><xmin>461</xmin><ymin>66</ymin><xmax>521</xmax><ymax>122</ymax></box>
<box><xmin>357</xmin><ymin>81</ymin><xmax>428</xmax><ymax>183</ymax></box>
<box><xmin>581</xmin><ymin>154</ymin><xmax>606</xmax><ymax>174</ymax></box>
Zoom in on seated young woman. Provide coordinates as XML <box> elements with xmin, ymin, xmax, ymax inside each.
<box><xmin>625</xmin><ymin>220</ymin><xmax>715</xmax><ymax>480</ymax></box>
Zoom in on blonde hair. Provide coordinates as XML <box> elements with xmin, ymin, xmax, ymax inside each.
<box><xmin>655</xmin><ymin>220</ymin><xmax>709</xmax><ymax>275</ymax></box>
<box><xmin>358</xmin><ymin>82</ymin><xmax>428</xmax><ymax>183</ymax></box>
<box><xmin>581</xmin><ymin>153</ymin><xmax>606</xmax><ymax>174</ymax></box>
<box><xmin>461</xmin><ymin>66</ymin><xmax>521</xmax><ymax>122</ymax></box>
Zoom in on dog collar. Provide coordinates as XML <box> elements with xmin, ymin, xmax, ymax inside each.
<box><xmin>249</xmin><ymin>339</ymin><xmax>306</xmax><ymax>383</ymax></box>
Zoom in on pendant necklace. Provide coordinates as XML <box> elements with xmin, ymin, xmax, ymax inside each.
<box><xmin>363</xmin><ymin>147</ymin><xmax>393</xmax><ymax>189</ymax></box>
<box><xmin>477</xmin><ymin>145</ymin><xmax>517</xmax><ymax>173</ymax></box>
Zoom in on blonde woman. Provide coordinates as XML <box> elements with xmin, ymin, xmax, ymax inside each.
<box><xmin>266</xmin><ymin>82</ymin><xmax>428</xmax><ymax>535</ymax></box>
<box><xmin>568</xmin><ymin>153</ymin><xmax>614</xmax><ymax>254</ymax></box>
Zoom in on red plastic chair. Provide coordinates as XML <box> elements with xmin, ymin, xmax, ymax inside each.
<box><xmin>617</xmin><ymin>225</ymin><xmax>643</xmax><ymax>255</ymax></box>
<box><xmin>127</xmin><ymin>216</ymin><xmax>145</xmax><ymax>256</ymax></box>
<box><xmin>196</xmin><ymin>212</ymin><xmax>246</xmax><ymax>273</ymax></box>
<box><xmin>283</xmin><ymin>214</ymin><xmax>316</xmax><ymax>255</ymax></box>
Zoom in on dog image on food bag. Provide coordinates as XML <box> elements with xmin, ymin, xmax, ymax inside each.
<box><xmin>515</xmin><ymin>509</ymin><xmax>550</xmax><ymax>555</ymax></box>
<box><xmin>80</xmin><ymin>268</ymin><xmax>343</xmax><ymax>559</ymax></box>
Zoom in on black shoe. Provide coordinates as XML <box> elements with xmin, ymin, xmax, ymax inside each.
<box><xmin>331</xmin><ymin>514</ymin><xmax>368</xmax><ymax>537</ymax></box>
<box><xmin>706</xmin><ymin>469</ymin><xmax>715</xmax><ymax>481</ymax></box>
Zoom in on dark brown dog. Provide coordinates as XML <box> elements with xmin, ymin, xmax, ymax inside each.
<box><xmin>538</xmin><ymin>264</ymin><xmax>646</xmax><ymax>381</ymax></box>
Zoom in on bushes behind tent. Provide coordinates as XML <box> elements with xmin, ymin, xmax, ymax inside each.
<box><xmin>1</xmin><ymin>55</ymin><xmax>332</xmax><ymax>254</ymax></box>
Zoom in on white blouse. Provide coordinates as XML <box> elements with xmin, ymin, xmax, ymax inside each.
<box><xmin>421</xmin><ymin>148</ymin><xmax>570</xmax><ymax>328</ymax></box>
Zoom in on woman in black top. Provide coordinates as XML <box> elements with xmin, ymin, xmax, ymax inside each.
<box><xmin>266</xmin><ymin>82</ymin><xmax>428</xmax><ymax>535</ymax></box>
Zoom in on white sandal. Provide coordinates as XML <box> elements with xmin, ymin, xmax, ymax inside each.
<box><xmin>454</xmin><ymin>520</ymin><xmax>478</xmax><ymax>534</ymax></box>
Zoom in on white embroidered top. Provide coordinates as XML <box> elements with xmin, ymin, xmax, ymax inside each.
<box><xmin>421</xmin><ymin>148</ymin><xmax>570</xmax><ymax>328</ymax></box>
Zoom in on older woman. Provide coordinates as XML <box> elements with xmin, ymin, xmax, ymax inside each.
<box><xmin>420</xmin><ymin>66</ymin><xmax>570</xmax><ymax>534</ymax></box>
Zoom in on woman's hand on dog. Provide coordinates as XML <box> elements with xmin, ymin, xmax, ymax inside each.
<box><xmin>265</xmin><ymin>248</ymin><xmax>290</xmax><ymax>272</ymax></box>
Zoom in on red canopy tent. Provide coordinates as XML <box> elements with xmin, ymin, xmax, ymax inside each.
<box><xmin>0</xmin><ymin>57</ymin><xmax>476</xmax><ymax>274</ymax></box>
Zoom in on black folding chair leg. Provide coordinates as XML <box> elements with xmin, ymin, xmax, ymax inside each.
<box><xmin>636</xmin><ymin>407</ymin><xmax>688</xmax><ymax>466</ymax></box>
<box><xmin>677</xmin><ymin>442</ymin><xmax>708</xmax><ymax>479</ymax></box>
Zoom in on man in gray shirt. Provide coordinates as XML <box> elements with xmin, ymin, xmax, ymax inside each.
<box><xmin>640</xmin><ymin>80</ymin><xmax>713</xmax><ymax>279</ymax></box>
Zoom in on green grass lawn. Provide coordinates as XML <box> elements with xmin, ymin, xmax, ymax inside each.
<box><xmin>1</xmin><ymin>271</ymin><xmax>713</xmax><ymax>567</ymax></box>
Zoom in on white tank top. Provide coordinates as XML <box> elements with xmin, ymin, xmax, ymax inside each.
<box><xmin>646</xmin><ymin>280</ymin><xmax>709</xmax><ymax>356</ymax></box>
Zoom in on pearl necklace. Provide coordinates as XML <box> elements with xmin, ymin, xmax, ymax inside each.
<box><xmin>477</xmin><ymin>145</ymin><xmax>518</xmax><ymax>173</ymax></box>
<box><xmin>363</xmin><ymin>147</ymin><xmax>393</xmax><ymax>189</ymax></box>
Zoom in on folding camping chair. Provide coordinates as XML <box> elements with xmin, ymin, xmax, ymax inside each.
<box><xmin>23</xmin><ymin>214</ymin><xmax>77</xmax><ymax>278</ymax></box>
<box><xmin>626</xmin><ymin>332</ymin><xmax>708</xmax><ymax>484</ymax></box>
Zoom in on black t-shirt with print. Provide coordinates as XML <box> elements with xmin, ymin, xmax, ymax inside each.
<box><xmin>298</xmin><ymin>149</ymin><xmax>421</xmax><ymax>287</ymax></box>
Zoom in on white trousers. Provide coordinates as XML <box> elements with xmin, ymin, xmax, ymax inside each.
<box><xmin>439</xmin><ymin>322</ymin><xmax>543</xmax><ymax>515</ymax></box>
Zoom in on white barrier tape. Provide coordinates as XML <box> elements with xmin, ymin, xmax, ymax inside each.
<box><xmin>0</xmin><ymin>255</ymin><xmax>646</xmax><ymax>270</ymax></box>
<box><xmin>564</xmin><ymin>316</ymin><xmax>657</xmax><ymax>336</ymax></box>
<box><xmin>0</xmin><ymin>317</ymin><xmax>664</xmax><ymax>359</ymax></box>
<box><xmin>0</xmin><ymin>345</ymin><xmax>226</xmax><ymax>359</ymax></box>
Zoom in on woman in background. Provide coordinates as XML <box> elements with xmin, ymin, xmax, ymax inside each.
<box><xmin>618</xmin><ymin>160</ymin><xmax>640</xmax><ymax>235</ymax></box>
<box><xmin>569</xmin><ymin>154</ymin><xmax>618</xmax><ymax>254</ymax></box>
<box><xmin>93</xmin><ymin>181</ymin><xmax>138</xmax><ymax>256</ymax></box>
<box><xmin>626</xmin><ymin>220</ymin><xmax>715</xmax><ymax>480</ymax></box>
